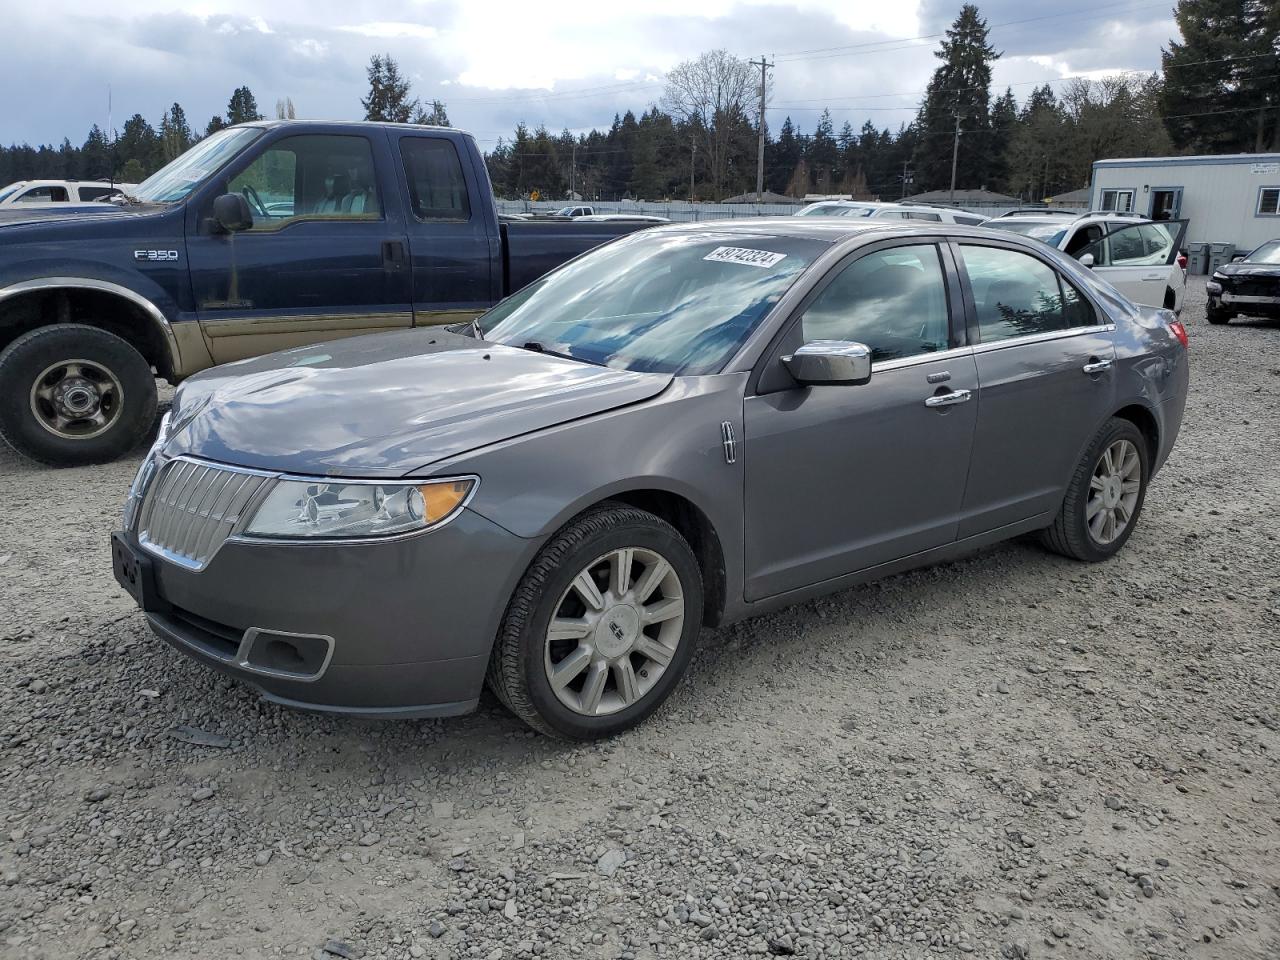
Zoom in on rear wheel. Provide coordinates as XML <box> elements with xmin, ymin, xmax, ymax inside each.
<box><xmin>487</xmin><ymin>503</ymin><xmax>702</xmax><ymax>739</ymax></box>
<box><xmin>1041</xmin><ymin>417</ymin><xmax>1149</xmax><ymax>562</ymax></box>
<box><xmin>0</xmin><ymin>324</ymin><xmax>157</xmax><ymax>466</ymax></box>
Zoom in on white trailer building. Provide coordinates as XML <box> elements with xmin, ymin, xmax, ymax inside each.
<box><xmin>1090</xmin><ymin>153</ymin><xmax>1280</xmax><ymax>253</ymax></box>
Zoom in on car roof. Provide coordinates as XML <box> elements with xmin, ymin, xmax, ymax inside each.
<box><xmin>639</xmin><ymin>217</ymin><xmax>1023</xmax><ymax>245</ymax></box>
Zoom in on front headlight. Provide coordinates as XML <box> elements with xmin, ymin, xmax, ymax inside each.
<box><xmin>241</xmin><ymin>477</ymin><xmax>476</xmax><ymax>539</ymax></box>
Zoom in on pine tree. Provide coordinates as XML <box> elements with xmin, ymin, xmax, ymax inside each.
<box><xmin>116</xmin><ymin>114</ymin><xmax>159</xmax><ymax>176</ymax></box>
<box><xmin>987</xmin><ymin>87</ymin><xmax>1019</xmax><ymax>193</ymax></box>
<box><xmin>770</xmin><ymin>117</ymin><xmax>801</xmax><ymax>194</ymax></box>
<box><xmin>158</xmin><ymin>103</ymin><xmax>193</xmax><ymax>163</ymax></box>
<box><xmin>1161</xmin><ymin>0</ymin><xmax>1280</xmax><ymax>152</ymax></box>
<box><xmin>809</xmin><ymin>109</ymin><xmax>839</xmax><ymax>192</ymax></box>
<box><xmin>80</xmin><ymin>125</ymin><xmax>112</xmax><ymax>180</ymax></box>
<box><xmin>414</xmin><ymin>100</ymin><xmax>451</xmax><ymax>127</ymax></box>
<box><xmin>362</xmin><ymin>54</ymin><xmax>418</xmax><ymax>123</ymax></box>
<box><xmin>911</xmin><ymin>4</ymin><xmax>999</xmax><ymax>192</ymax></box>
<box><xmin>226</xmin><ymin>87</ymin><xmax>262</xmax><ymax>125</ymax></box>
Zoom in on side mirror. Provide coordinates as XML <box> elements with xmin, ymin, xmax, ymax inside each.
<box><xmin>782</xmin><ymin>340</ymin><xmax>872</xmax><ymax>386</ymax></box>
<box><xmin>1078</xmin><ymin>252</ymin><xmax>1095</xmax><ymax>268</ymax></box>
<box><xmin>211</xmin><ymin>193</ymin><xmax>253</xmax><ymax>233</ymax></box>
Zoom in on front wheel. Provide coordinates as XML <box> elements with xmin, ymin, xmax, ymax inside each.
<box><xmin>487</xmin><ymin>503</ymin><xmax>703</xmax><ymax>739</ymax></box>
<box><xmin>0</xmin><ymin>324</ymin><xmax>157</xmax><ymax>466</ymax></box>
<box><xmin>1040</xmin><ymin>417</ymin><xmax>1149</xmax><ymax>562</ymax></box>
<box><xmin>1206</xmin><ymin>305</ymin><xmax>1232</xmax><ymax>325</ymax></box>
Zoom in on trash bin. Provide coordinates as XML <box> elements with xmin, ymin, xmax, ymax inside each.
<box><xmin>1187</xmin><ymin>241</ymin><xmax>1209</xmax><ymax>275</ymax></box>
<box><xmin>1207</xmin><ymin>242</ymin><xmax>1236</xmax><ymax>273</ymax></box>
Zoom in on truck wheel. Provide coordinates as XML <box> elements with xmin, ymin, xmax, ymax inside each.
<box><xmin>0</xmin><ymin>324</ymin><xmax>157</xmax><ymax>466</ymax></box>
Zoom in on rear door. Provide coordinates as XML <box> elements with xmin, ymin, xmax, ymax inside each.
<box><xmin>953</xmin><ymin>240</ymin><xmax>1117</xmax><ymax>536</ymax></box>
<box><xmin>1079</xmin><ymin>220</ymin><xmax>1187</xmax><ymax>308</ymax></box>
<box><xmin>396</xmin><ymin>134</ymin><xmax>499</xmax><ymax>325</ymax></box>
<box><xmin>187</xmin><ymin>131</ymin><xmax>413</xmax><ymax>363</ymax></box>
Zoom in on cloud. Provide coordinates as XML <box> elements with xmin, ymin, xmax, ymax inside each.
<box><xmin>0</xmin><ymin>0</ymin><xmax>1176</xmax><ymax>151</ymax></box>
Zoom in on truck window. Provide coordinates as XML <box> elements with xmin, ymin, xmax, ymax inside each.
<box><xmin>77</xmin><ymin>186</ymin><xmax>116</xmax><ymax>201</ymax></box>
<box><xmin>227</xmin><ymin>135</ymin><xmax>382</xmax><ymax>229</ymax></box>
<box><xmin>399</xmin><ymin>137</ymin><xmax>471</xmax><ymax>221</ymax></box>
<box><xmin>16</xmin><ymin>185</ymin><xmax>69</xmax><ymax>203</ymax></box>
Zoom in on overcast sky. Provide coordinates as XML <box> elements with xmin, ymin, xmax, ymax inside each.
<box><xmin>1</xmin><ymin>0</ymin><xmax>1180</xmax><ymax>150</ymax></box>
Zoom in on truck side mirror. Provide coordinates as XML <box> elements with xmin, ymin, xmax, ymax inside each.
<box><xmin>212</xmin><ymin>193</ymin><xmax>254</xmax><ymax>233</ymax></box>
<box><xmin>1078</xmin><ymin>252</ymin><xmax>1095</xmax><ymax>268</ymax></box>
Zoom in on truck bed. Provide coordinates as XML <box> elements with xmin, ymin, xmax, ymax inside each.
<box><xmin>501</xmin><ymin>218</ymin><xmax>656</xmax><ymax>295</ymax></box>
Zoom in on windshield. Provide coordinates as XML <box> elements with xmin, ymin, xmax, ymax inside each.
<box><xmin>132</xmin><ymin>127</ymin><xmax>263</xmax><ymax>203</ymax></box>
<box><xmin>482</xmin><ymin>230</ymin><xmax>827</xmax><ymax>375</ymax></box>
<box><xmin>796</xmin><ymin>203</ymin><xmax>872</xmax><ymax>218</ymax></box>
<box><xmin>987</xmin><ymin>219</ymin><xmax>1067</xmax><ymax>245</ymax></box>
<box><xmin>0</xmin><ymin>184</ymin><xmax>20</xmax><ymax>203</ymax></box>
<box><xmin>1245</xmin><ymin>240</ymin><xmax>1280</xmax><ymax>264</ymax></box>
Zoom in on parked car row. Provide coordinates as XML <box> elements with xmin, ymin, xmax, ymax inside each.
<box><xmin>795</xmin><ymin>199</ymin><xmax>990</xmax><ymax>225</ymax></box>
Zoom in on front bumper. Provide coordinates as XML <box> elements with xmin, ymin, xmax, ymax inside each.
<box><xmin>1206</xmin><ymin>284</ymin><xmax>1280</xmax><ymax>318</ymax></box>
<box><xmin>117</xmin><ymin>509</ymin><xmax>534</xmax><ymax>718</ymax></box>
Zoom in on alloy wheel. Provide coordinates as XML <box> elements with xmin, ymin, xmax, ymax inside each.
<box><xmin>543</xmin><ymin>547</ymin><xmax>686</xmax><ymax>717</ymax></box>
<box><xmin>1086</xmin><ymin>438</ymin><xmax>1141</xmax><ymax>545</ymax></box>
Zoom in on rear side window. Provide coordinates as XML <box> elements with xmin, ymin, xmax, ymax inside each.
<box><xmin>400</xmin><ymin>137</ymin><xmax>471</xmax><ymax>220</ymax></box>
<box><xmin>16</xmin><ymin>185</ymin><xmax>69</xmax><ymax>203</ymax></box>
<box><xmin>955</xmin><ymin>215</ymin><xmax>985</xmax><ymax>226</ymax></box>
<box><xmin>800</xmin><ymin>244</ymin><xmax>951</xmax><ymax>362</ymax></box>
<box><xmin>959</xmin><ymin>245</ymin><xmax>1076</xmax><ymax>342</ymax></box>
<box><xmin>77</xmin><ymin>186</ymin><xmax>116</xmax><ymax>201</ymax></box>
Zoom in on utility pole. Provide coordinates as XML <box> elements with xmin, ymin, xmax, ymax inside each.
<box><xmin>948</xmin><ymin>113</ymin><xmax>962</xmax><ymax>205</ymax></box>
<box><xmin>749</xmin><ymin>55</ymin><xmax>773</xmax><ymax>202</ymax></box>
<box><xmin>570</xmin><ymin>142</ymin><xmax>577</xmax><ymax>200</ymax></box>
<box><xmin>690</xmin><ymin>139</ymin><xmax>697</xmax><ymax>202</ymax></box>
<box><xmin>900</xmin><ymin>160</ymin><xmax>912</xmax><ymax>199</ymax></box>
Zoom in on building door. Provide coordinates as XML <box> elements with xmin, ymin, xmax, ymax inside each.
<box><xmin>1149</xmin><ymin>188</ymin><xmax>1182</xmax><ymax>221</ymax></box>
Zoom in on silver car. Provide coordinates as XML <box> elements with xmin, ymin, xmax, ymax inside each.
<box><xmin>111</xmin><ymin>219</ymin><xmax>1190</xmax><ymax>738</ymax></box>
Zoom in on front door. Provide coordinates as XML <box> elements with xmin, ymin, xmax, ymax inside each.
<box><xmin>743</xmin><ymin>241</ymin><xmax>979</xmax><ymax>600</ymax></box>
<box><xmin>953</xmin><ymin>241</ymin><xmax>1118</xmax><ymax>536</ymax></box>
<box><xmin>187</xmin><ymin>132</ymin><xmax>413</xmax><ymax>363</ymax></box>
<box><xmin>1078</xmin><ymin>220</ymin><xmax>1187</xmax><ymax>309</ymax></box>
<box><xmin>1149</xmin><ymin>188</ymin><xmax>1182</xmax><ymax>220</ymax></box>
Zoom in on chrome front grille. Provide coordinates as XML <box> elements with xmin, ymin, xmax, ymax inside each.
<box><xmin>136</xmin><ymin>458</ymin><xmax>272</xmax><ymax>570</ymax></box>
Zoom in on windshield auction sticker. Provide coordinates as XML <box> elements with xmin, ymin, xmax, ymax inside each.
<box><xmin>703</xmin><ymin>246</ymin><xmax>787</xmax><ymax>268</ymax></box>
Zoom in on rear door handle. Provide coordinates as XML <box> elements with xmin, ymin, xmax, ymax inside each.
<box><xmin>924</xmin><ymin>388</ymin><xmax>972</xmax><ymax>408</ymax></box>
<box><xmin>381</xmin><ymin>240</ymin><xmax>406</xmax><ymax>270</ymax></box>
<box><xmin>1083</xmin><ymin>358</ymin><xmax>1113</xmax><ymax>374</ymax></box>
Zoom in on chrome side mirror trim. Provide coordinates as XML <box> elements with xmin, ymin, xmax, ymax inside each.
<box><xmin>782</xmin><ymin>340</ymin><xmax>872</xmax><ymax>386</ymax></box>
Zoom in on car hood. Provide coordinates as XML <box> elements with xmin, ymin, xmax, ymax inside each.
<box><xmin>0</xmin><ymin>203</ymin><xmax>167</xmax><ymax>229</ymax></box>
<box><xmin>1216</xmin><ymin>262</ymin><xmax>1280</xmax><ymax>278</ymax></box>
<box><xmin>165</xmin><ymin>329</ymin><xmax>672</xmax><ymax>477</ymax></box>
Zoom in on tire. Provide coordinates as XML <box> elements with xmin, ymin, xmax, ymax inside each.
<box><xmin>1040</xmin><ymin>417</ymin><xmax>1149</xmax><ymax>562</ymax></box>
<box><xmin>486</xmin><ymin>502</ymin><xmax>703</xmax><ymax>739</ymax></box>
<box><xmin>0</xmin><ymin>324</ymin><xmax>157</xmax><ymax>467</ymax></box>
<box><xmin>1206</xmin><ymin>306</ymin><xmax>1231</xmax><ymax>325</ymax></box>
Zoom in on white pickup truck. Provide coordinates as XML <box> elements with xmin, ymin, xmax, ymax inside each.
<box><xmin>0</xmin><ymin>180</ymin><xmax>136</xmax><ymax>208</ymax></box>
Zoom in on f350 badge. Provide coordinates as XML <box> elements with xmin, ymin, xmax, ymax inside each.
<box><xmin>133</xmin><ymin>249</ymin><xmax>179</xmax><ymax>262</ymax></box>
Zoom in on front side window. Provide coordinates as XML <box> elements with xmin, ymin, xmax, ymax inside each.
<box><xmin>16</xmin><ymin>186</ymin><xmax>68</xmax><ymax>203</ymax></box>
<box><xmin>799</xmin><ymin>245</ymin><xmax>950</xmax><ymax>362</ymax></box>
<box><xmin>1080</xmin><ymin>222</ymin><xmax>1177</xmax><ymax>268</ymax></box>
<box><xmin>959</xmin><ymin>245</ymin><xmax>1072</xmax><ymax>342</ymax></box>
<box><xmin>228</xmin><ymin>135</ymin><xmax>381</xmax><ymax>228</ymax></box>
<box><xmin>1257</xmin><ymin>187</ymin><xmax>1280</xmax><ymax>216</ymax></box>
<box><xmin>483</xmin><ymin>231</ymin><xmax>826</xmax><ymax>375</ymax></box>
<box><xmin>400</xmin><ymin>137</ymin><xmax>471</xmax><ymax>220</ymax></box>
<box><xmin>1100</xmin><ymin>189</ymin><xmax>1134</xmax><ymax>213</ymax></box>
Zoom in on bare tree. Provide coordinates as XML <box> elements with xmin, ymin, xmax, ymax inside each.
<box><xmin>662</xmin><ymin>50</ymin><xmax>756</xmax><ymax>198</ymax></box>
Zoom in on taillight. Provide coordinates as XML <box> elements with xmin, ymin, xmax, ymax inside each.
<box><xmin>1176</xmin><ymin>252</ymin><xmax>1187</xmax><ymax>270</ymax></box>
<box><xmin>1168</xmin><ymin>319</ymin><xmax>1188</xmax><ymax>348</ymax></box>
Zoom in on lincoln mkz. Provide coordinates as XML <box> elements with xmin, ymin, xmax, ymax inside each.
<box><xmin>112</xmin><ymin>219</ymin><xmax>1189</xmax><ymax>738</ymax></box>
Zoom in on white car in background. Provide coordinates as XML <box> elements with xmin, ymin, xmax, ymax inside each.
<box><xmin>0</xmin><ymin>179</ymin><xmax>136</xmax><ymax>207</ymax></box>
<box><xmin>795</xmin><ymin>199</ymin><xmax>989</xmax><ymax>226</ymax></box>
<box><xmin>986</xmin><ymin>212</ymin><xmax>1188</xmax><ymax>312</ymax></box>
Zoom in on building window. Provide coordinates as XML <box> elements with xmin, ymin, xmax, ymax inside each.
<box><xmin>1258</xmin><ymin>187</ymin><xmax>1280</xmax><ymax>216</ymax></box>
<box><xmin>1100</xmin><ymin>189</ymin><xmax>1134</xmax><ymax>213</ymax></box>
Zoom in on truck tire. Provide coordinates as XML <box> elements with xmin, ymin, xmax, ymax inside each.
<box><xmin>0</xmin><ymin>324</ymin><xmax>157</xmax><ymax>466</ymax></box>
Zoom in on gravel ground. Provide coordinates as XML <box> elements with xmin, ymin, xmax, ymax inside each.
<box><xmin>1</xmin><ymin>279</ymin><xmax>1277</xmax><ymax>960</ymax></box>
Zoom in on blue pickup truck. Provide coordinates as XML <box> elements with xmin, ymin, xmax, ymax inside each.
<box><xmin>0</xmin><ymin>121</ymin><xmax>650</xmax><ymax>465</ymax></box>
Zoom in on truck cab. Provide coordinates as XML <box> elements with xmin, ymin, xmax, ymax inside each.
<box><xmin>0</xmin><ymin>121</ymin><xmax>651</xmax><ymax>466</ymax></box>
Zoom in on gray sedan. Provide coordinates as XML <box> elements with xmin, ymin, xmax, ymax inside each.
<box><xmin>111</xmin><ymin>219</ymin><xmax>1190</xmax><ymax>738</ymax></box>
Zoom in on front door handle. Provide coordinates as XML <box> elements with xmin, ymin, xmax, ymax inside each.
<box><xmin>1083</xmin><ymin>358</ymin><xmax>1113</xmax><ymax>374</ymax></box>
<box><xmin>924</xmin><ymin>388</ymin><xmax>972</xmax><ymax>408</ymax></box>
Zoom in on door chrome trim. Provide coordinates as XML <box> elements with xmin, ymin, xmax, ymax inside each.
<box><xmin>873</xmin><ymin>345</ymin><xmax>974</xmax><ymax>373</ymax></box>
<box><xmin>970</xmin><ymin>323</ymin><xmax>1116</xmax><ymax>356</ymax></box>
<box><xmin>0</xmin><ymin>277</ymin><xmax>180</xmax><ymax>373</ymax></box>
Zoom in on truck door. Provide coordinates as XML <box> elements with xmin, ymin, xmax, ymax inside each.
<box><xmin>395</xmin><ymin>135</ymin><xmax>498</xmax><ymax>324</ymax></box>
<box><xmin>187</xmin><ymin>132</ymin><xmax>413</xmax><ymax>363</ymax></box>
